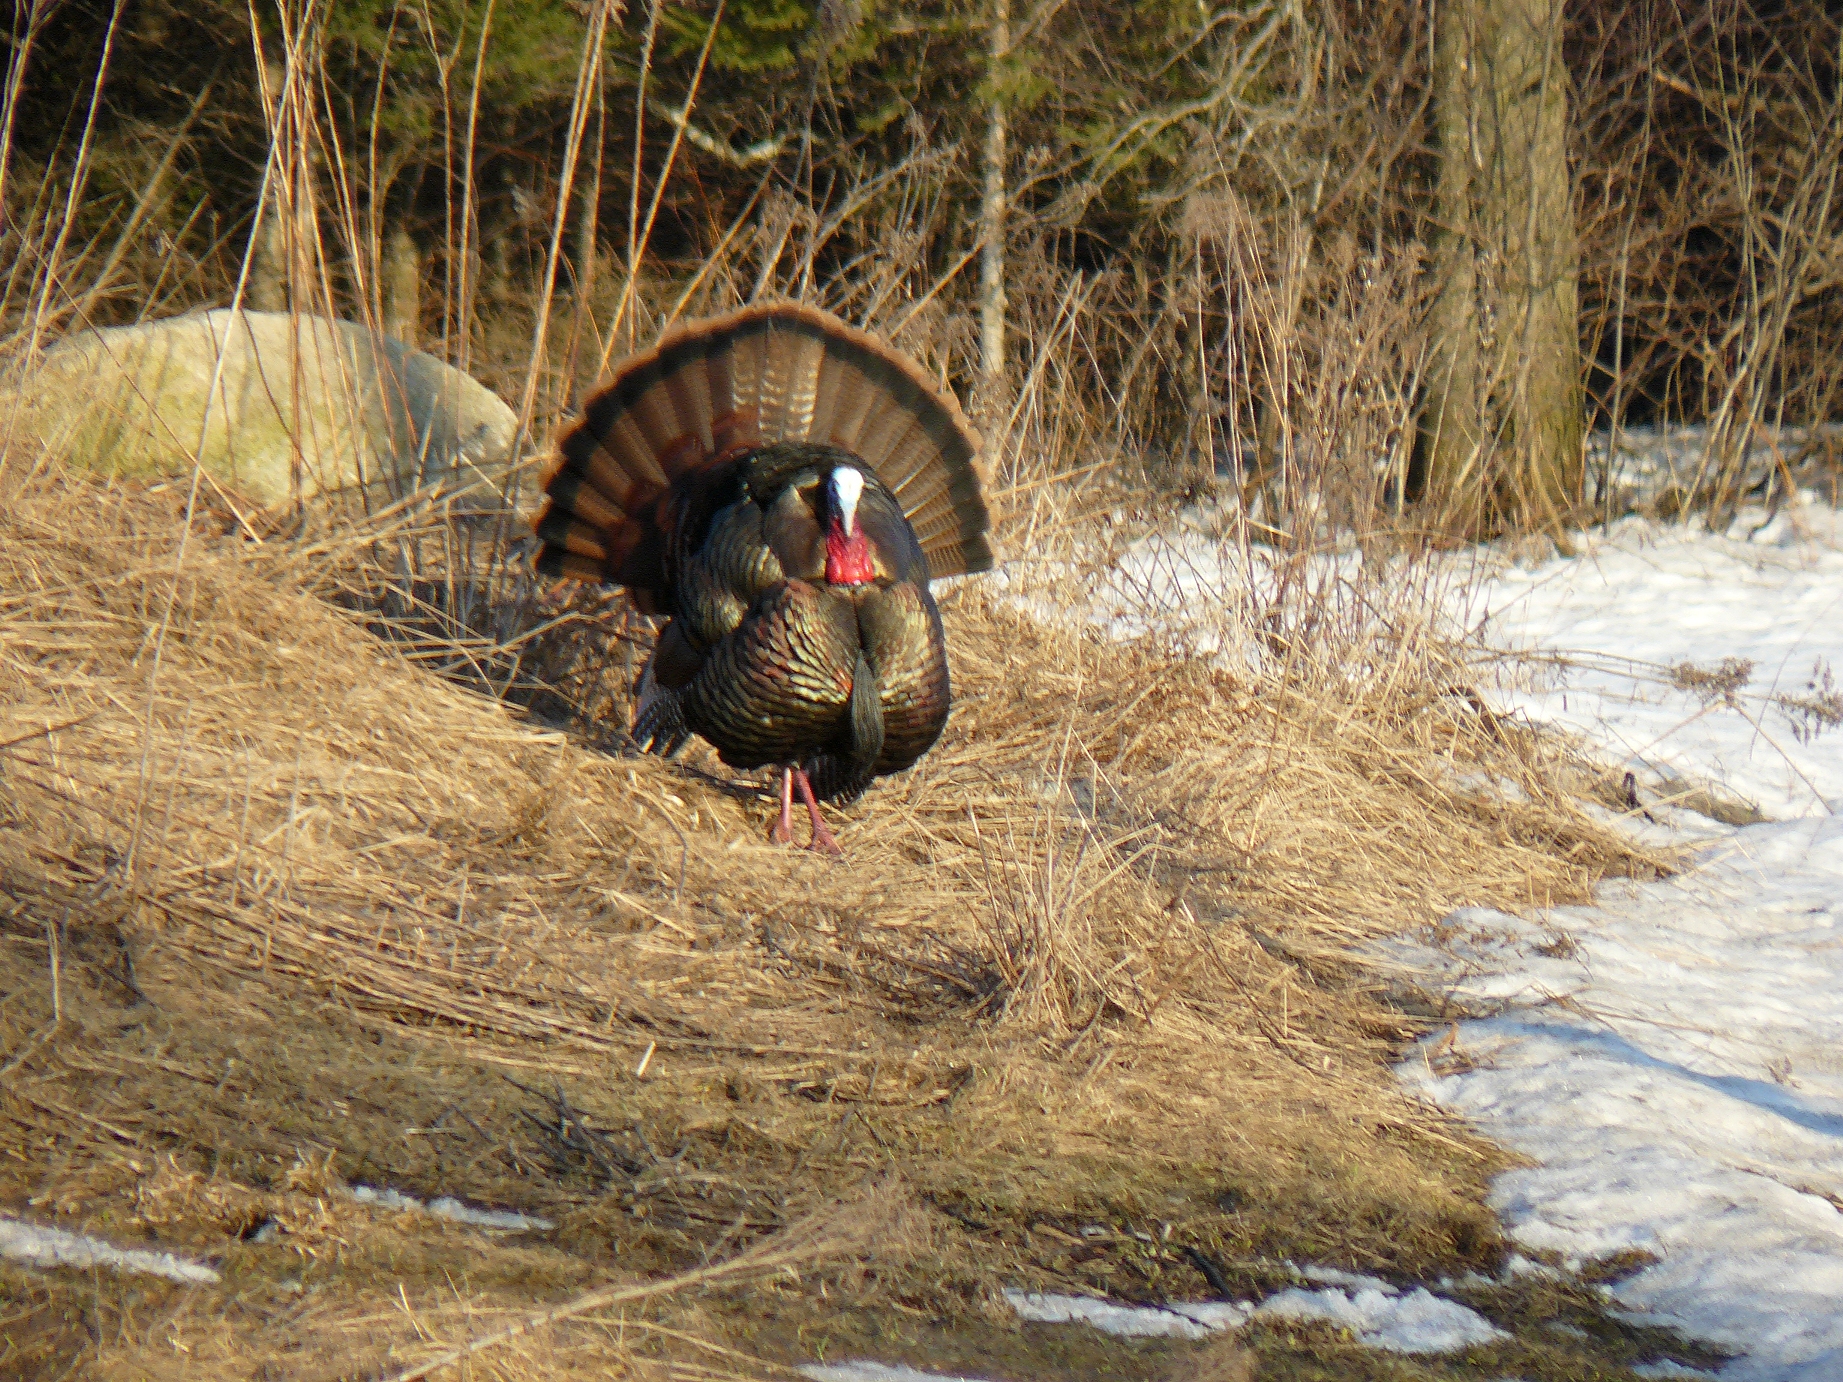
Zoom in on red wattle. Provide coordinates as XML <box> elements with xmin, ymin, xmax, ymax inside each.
<box><xmin>825</xmin><ymin>522</ymin><xmax>876</xmax><ymax>585</ymax></box>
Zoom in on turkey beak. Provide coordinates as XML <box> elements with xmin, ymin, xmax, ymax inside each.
<box><xmin>829</xmin><ymin>466</ymin><xmax>864</xmax><ymax>537</ymax></box>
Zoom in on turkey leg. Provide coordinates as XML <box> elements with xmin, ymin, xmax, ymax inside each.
<box><xmin>791</xmin><ymin>767</ymin><xmax>842</xmax><ymax>856</ymax></box>
<box><xmin>769</xmin><ymin>767</ymin><xmax>795</xmax><ymax>845</ymax></box>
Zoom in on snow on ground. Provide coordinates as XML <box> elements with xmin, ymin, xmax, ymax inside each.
<box><xmin>1009</xmin><ymin>1278</ymin><xmax>1505</xmax><ymax>1352</ymax></box>
<box><xmin>804</xmin><ymin>1277</ymin><xmax>1503</xmax><ymax>1382</ymax></box>
<box><xmin>801</xmin><ymin>1365</ymin><xmax>989</xmax><ymax>1382</ymax></box>
<box><xmin>1250</xmin><ymin>1280</ymin><xmax>1506</xmax><ymax>1352</ymax></box>
<box><xmin>1469</xmin><ymin>500</ymin><xmax>1843</xmax><ymax>819</ymax></box>
<box><xmin>1392</xmin><ymin>490</ymin><xmax>1843</xmax><ymax>1380</ymax></box>
<box><xmin>1025</xmin><ymin>464</ymin><xmax>1843</xmax><ymax>1379</ymax></box>
<box><xmin>347</xmin><ymin>1182</ymin><xmax>554</xmax><ymax>1231</ymax></box>
<box><xmin>1005</xmin><ymin>1289</ymin><xmax>1250</xmax><ymax>1340</ymax></box>
<box><xmin>0</xmin><ymin>1213</ymin><xmax>221</xmax><ymax>1283</ymax></box>
<box><xmin>1390</xmin><ymin>824</ymin><xmax>1843</xmax><ymax>1378</ymax></box>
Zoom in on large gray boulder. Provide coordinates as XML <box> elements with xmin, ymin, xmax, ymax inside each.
<box><xmin>21</xmin><ymin>310</ymin><xmax>520</xmax><ymax>510</ymax></box>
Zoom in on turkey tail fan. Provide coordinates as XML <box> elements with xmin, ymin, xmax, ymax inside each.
<box><xmin>532</xmin><ymin>303</ymin><xmax>995</xmax><ymax>597</ymax></box>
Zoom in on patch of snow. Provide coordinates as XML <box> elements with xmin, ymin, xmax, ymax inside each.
<box><xmin>1252</xmin><ymin>1279</ymin><xmax>1505</xmax><ymax>1353</ymax></box>
<box><xmin>1005</xmin><ymin>1289</ymin><xmax>1252</xmax><ymax>1339</ymax></box>
<box><xmin>1397</xmin><ymin>840</ymin><xmax>1843</xmax><ymax>1376</ymax></box>
<box><xmin>424</xmin><ymin>1195</ymin><xmax>552</xmax><ymax>1231</ymax></box>
<box><xmin>347</xmin><ymin>1184</ymin><xmax>553</xmax><ymax>1231</ymax></box>
<box><xmin>1391</xmin><ymin>497</ymin><xmax>1843</xmax><ymax>1379</ymax></box>
<box><xmin>1467</xmin><ymin>504</ymin><xmax>1843</xmax><ymax>820</ymax></box>
<box><xmin>0</xmin><ymin>1213</ymin><xmax>220</xmax><ymax>1284</ymax></box>
<box><xmin>1004</xmin><ymin>1277</ymin><xmax>1502</xmax><ymax>1353</ymax></box>
<box><xmin>801</xmin><ymin>1365</ymin><xmax>992</xmax><ymax>1382</ymax></box>
<box><xmin>1504</xmin><ymin>1253</ymin><xmax>1561</xmax><ymax>1279</ymax></box>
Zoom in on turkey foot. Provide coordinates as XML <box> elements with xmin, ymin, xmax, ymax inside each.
<box><xmin>792</xmin><ymin>767</ymin><xmax>842</xmax><ymax>856</ymax></box>
<box><xmin>769</xmin><ymin>767</ymin><xmax>796</xmax><ymax>845</ymax></box>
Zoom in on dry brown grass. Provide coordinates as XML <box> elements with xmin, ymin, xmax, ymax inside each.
<box><xmin>0</xmin><ymin>439</ymin><xmax>1681</xmax><ymax>1380</ymax></box>
<box><xmin>0</xmin><ymin>2</ymin><xmax>1759</xmax><ymax>1373</ymax></box>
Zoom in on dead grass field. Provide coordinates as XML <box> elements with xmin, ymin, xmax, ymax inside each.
<box><xmin>0</xmin><ymin>457</ymin><xmax>1723</xmax><ymax>1381</ymax></box>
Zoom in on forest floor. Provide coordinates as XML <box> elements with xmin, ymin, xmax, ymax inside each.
<box><xmin>0</xmin><ymin>448</ymin><xmax>1746</xmax><ymax>1382</ymax></box>
<box><xmin>1040</xmin><ymin>445</ymin><xmax>1843</xmax><ymax>1382</ymax></box>
<box><xmin>1395</xmin><ymin>494</ymin><xmax>1843</xmax><ymax>1380</ymax></box>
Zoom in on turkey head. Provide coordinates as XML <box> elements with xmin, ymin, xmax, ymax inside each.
<box><xmin>531</xmin><ymin>304</ymin><xmax>993</xmax><ymax>853</ymax></box>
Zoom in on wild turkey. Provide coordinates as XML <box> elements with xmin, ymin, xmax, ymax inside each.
<box><xmin>532</xmin><ymin>304</ymin><xmax>994</xmax><ymax>853</ymax></box>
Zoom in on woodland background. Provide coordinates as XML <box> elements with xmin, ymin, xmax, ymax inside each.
<box><xmin>3</xmin><ymin>6</ymin><xmax>1836</xmax><ymax>1374</ymax></box>
<box><xmin>3</xmin><ymin>0</ymin><xmax>1841</xmax><ymax>536</ymax></box>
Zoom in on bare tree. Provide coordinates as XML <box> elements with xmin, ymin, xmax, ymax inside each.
<box><xmin>976</xmin><ymin>0</ymin><xmax>1010</xmax><ymax>427</ymax></box>
<box><xmin>382</xmin><ymin>227</ymin><xmax>421</xmax><ymax>345</ymax></box>
<box><xmin>1420</xmin><ymin>0</ymin><xmax>1583</xmax><ymax>532</ymax></box>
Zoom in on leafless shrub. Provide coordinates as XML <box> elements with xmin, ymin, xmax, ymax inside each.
<box><xmin>1576</xmin><ymin>0</ymin><xmax>1843</xmax><ymax>519</ymax></box>
<box><xmin>1781</xmin><ymin>658</ymin><xmax>1843</xmax><ymax>745</ymax></box>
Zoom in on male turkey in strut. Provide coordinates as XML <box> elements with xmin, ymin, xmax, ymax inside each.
<box><xmin>532</xmin><ymin>304</ymin><xmax>993</xmax><ymax>853</ymax></box>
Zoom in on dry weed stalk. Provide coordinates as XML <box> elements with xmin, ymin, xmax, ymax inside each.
<box><xmin>1575</xmin><ymin>0</ymin><xmax>1843</xmax><ymax>517</ymax></box>
<box><xmin>383</xmin><ymin>1189</ymin><xmax>891</xmax><ymax>1381</ymax></box>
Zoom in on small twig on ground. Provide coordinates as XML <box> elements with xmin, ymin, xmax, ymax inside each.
<box><xmin>381</xmin><ymin>1194</ymin><xmax>883</xmax><ymax>1382</ymax></box>
<box><xmin>1181</xmin><ymin>1243</ymin><xmax>1236</xmax><ymax>1299</ymax></box>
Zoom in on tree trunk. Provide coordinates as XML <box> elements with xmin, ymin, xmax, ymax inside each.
<box><xmin>976</xmin><ymin>0</ymin><xmax>1010</xmax><ymax>429</ymax></box>
<box><xmin>249</xmin><ymin>202</ymin><xmax>288</xmax><ymax>313</ymax></box>
<box><xmin>1418</xmin><ymin>0</ymin><xmax>1582</xmax><ymax>533</ymax></box>
<box><xmin>1487</xmin><ymin>0</ymin><xmax>1582</xmax><ymax>529</ymax></box>
<box><xmin>249</xmin><ymin>61</ymin><xmax>316</xmax><ymax>317</ymax></box>
<box><xmin>383</xmin><ymin>227</ymin><xmax>421</xmax><ymax>346</ymax></box>
<box><xmin>1417</xmin><ymin>0</ymin><xmax>1487</xmax><ymax>525</ymax></box>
